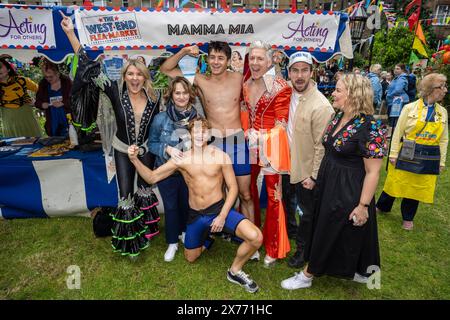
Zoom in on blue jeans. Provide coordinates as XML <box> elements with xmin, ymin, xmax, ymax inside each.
<box><xmin>157</xmin><ymin>174</ymin><xmax>189</xmax><ymax>244</ymax></box>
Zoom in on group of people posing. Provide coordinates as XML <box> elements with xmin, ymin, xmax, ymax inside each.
<box><xmin>57</xmin><ymin>12</ymin><xmax>450</xmax><ymax>294</ymax></box>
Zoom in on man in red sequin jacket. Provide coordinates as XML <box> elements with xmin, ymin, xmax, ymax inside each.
<box><xmin>242</xmin><ymin>41</ymin><xmax>292</xmax><ymax>267</ymax></box>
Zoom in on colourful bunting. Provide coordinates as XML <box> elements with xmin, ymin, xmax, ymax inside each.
<box><xmin>407</xmin><ymin>7</ymin><xmax>420</xmax><ymax>31</ymax></box>
<box><xmin>180</xmin><ymin>0</ymin><xmax>190</xmax><ymax>7</ymax></box>
<box><xmin>413</xmin><ymin>36</ymin><xmax>428</xmax><ymax>57</ymax></box>
<box><xmin>409</xmin><ymin>51</ymin><xmax>420</xmax><ymax>64</ymax></box>
<box><xmin>415</xmin><ymin>21</ymin><xmax>426</xmax><ymax>45</ymax></box>
<box><xmin>220</xmin><ymin>0</ymin><xmax>228</xmax><ymax>9</ymax></box>
<box><xmin>291</xmin><ymin>0</ymin><xmax>297</xmax><ymax>11</ymax></box>
<box><xmin>405</xmin><ymin>0</ymin><xmax>421</xmax><ymax>16</ymax></box>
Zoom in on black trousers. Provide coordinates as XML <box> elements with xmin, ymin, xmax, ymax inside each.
<box><xmin>114</xmin><ymin>149</ymin><xmax>155</xmax><ymax>199</ymax></box>
<box><xmin>294</xmin><ymin>183</ymin><xmax>315</xmax><ymax>252</ymax></box>
<box><xmin>281</xmin><ymin>174</ymin><xmax>298</xmax><ymax>237</ymax></box>
<box><xmin>376</xmin><ymin>191</ymin><xmax>419</xmax><ymax>221</ymax></box>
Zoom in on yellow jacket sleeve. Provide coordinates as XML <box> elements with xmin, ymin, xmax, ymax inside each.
<box><xmin>25</xmin><ymin>77</ymin><xmax>38</xmax><ymax>93</ymax></box>
<box><xmin>439</xmin><ymin>106</ymin><xmax>448</xmax><ymax>167</ymax></box>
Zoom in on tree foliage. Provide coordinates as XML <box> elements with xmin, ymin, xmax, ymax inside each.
<box><xmin>371</xmin><ymin>27</ymin><xmax>414</xmax><ymax>71</ymax></box>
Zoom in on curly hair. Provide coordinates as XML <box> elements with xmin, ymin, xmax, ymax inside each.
<box><xmin>339</xmin><ymin>74</ymin><xmax>374</xmax><ymax>118</ymax></box>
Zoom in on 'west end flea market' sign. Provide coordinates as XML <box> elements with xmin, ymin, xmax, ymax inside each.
<box><xmin>75</xmin><ymin>8</ymin><xmax>343</xmax><ymax>53</ymax></box>
<box><xmin>0</xmin><ymin>6</ymin><xmax>56</xmax><ymax>49</ymax></box>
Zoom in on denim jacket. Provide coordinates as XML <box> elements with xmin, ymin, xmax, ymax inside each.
<box><xmin>386</xmin><ymin>73</ymin><xmax>410</xmax><ymax>108</ymax></box>
<box><xmin>368</xmin><ymin>72</ymin><xmax>382</xmax><ymax>107</ymax></box>
<box><xmin>148</xmin><ymin>111</ymin><xmax>190</xmax><ymax>168</ymax></box>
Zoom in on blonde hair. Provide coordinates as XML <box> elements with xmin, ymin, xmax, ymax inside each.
<box><xmin>370</xmin><ymin>64</ymin><xmax>382</xmax><ymax>75</ymax></box>
<box><xmin>418</xmin><ymin>73</ymin><xmax>447</xmax><ymax>99</ymax></box>
<box><xmin>121</xmin><ymin>59</ymin><xmax>156</xmax><ymax>101</ymax></box>
<box><xmin>339</xmin><ymin>74</ymin><xmax>374</xmax><ymax>118</ymax></box>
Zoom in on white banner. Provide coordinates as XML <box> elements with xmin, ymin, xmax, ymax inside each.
<box><xmin>0</xmin><ymin>7</ymin><xmax>56</xmax><ymax>48</ymax></box>
<box><xmin>75</xmin><ymin>9</ymin><xmax>340</xmax><ymax>51</ymax></box>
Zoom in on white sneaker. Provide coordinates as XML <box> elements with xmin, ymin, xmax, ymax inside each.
<box><xmin>353</xmin><ymin>273</ymin><xmax>368</xmax><ymax>284</ymax></box>
<box><xmin>263</xmin><ymin>255</ymin><xmax>277</xmax><ymax>268</ymax></box>
<box><xmin>179</xmin><ymin>232</ymin><xmax>186</xmax><ymax>244</ymax></box>
<box><xmin>250</xmin><ymin>250</ymin><xmax>260</xmax><ymax>261</ymax></box>
<box><xmin>281</xmin><ymin>271</ymin><xmax>313</xmax><ymax>290</ymax></box>
<box><xmin>164</xmin><ymin>243</ymin><xmax>178</xmax><ymax>262</ymax></box>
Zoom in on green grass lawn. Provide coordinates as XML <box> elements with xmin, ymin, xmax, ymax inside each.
<box><xmin>1</xmin><ymin>155</ymin><xmax>449</xmax><ymax>300</ymax></box>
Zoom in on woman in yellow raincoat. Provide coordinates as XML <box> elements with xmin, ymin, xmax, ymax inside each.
<box><xmin>376</xmin><ymin>73</ymin><xmax>448</xmax><ymax>230</ymax></box>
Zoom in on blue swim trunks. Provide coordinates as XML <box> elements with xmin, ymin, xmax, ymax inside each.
<box><xmin>210</xmin><ymin>130</ymin><xmax>251</xmax><ymax>176</ymax></box>
<box><xmin>184</xmin><ymin>199</ymin><xmax>246</xmax><ymax>250</ymax></box>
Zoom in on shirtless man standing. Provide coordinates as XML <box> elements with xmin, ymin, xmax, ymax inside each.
<box><xmin>128</xmin><ymin>118</ymin><xmax>263</xmax><ymax>293</ymax></box>
<box><xmin>160</xmin><ymin>43</ymin><xmax>255</xmax><ymax>226</ymax></box>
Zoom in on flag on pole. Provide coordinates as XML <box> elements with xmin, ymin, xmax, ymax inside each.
<box><xmin>412</xmin><ymin>36</ymin><xmax>428</xmax><ymax>57</ymax></box>
<box><xmin>174</xmin><ymin>0</ymin><xmax>180</xmax><ymax>8</ymax></box>
<box><xmin>156</xmin><ymin>0</ymin><xmax>164</xmax><ymax>9</ymax></box>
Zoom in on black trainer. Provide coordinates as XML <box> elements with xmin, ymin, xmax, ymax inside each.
<box><xmin>227</xmin><ymin>269</ymin><xmax>259</xmax><ymax>293</ymax></box>
<box><xmin>288</xmin><ymin>250</ymin><xmax>305</xmax><ymax>268</ymax></box>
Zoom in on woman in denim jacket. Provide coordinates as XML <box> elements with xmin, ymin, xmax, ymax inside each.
<box><xmin>148</xmin><ymin>76</ymin><xmax>199</xmax><ymax>262</ymax></box>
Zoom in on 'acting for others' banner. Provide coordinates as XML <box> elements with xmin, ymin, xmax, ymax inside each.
<box><xmin>74</xmin><ymin>8</ymin><xmax>342</xmax><ymax>52</ymax></box>
<box><xmin>0</xmin><ymin>6</ymin><xmax>56</xmax><ymax>49</ymax></box>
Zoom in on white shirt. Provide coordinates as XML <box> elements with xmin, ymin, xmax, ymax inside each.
<box><xmin>287</xmin><ymin>91</ymin><xmax>301</xmax><ymax>144</ymax></box>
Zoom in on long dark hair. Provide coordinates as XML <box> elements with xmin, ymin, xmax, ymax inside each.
<box><xmin>0</xmin><ymin>58</ymin><xmax>17</xmax><ymax>78</ymax></box>
<box><xmin>0</xmin><ymin>58</ymin><xmax>18</xmax><ymax>102</ymax></box>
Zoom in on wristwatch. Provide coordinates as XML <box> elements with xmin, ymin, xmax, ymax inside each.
<box><xmin>359</xmin><ymin>202</ymin><xmax>370</xmax><ymax>208</ymax></box>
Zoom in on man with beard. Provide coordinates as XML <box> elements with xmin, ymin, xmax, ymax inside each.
<box><xmin>160</xmin><ymin>43</ymin><xmax>255</xmax><ymax>239</ymax></box>
<box><xmin>282</xmin><ymin>51</ymin><xmax>335</xmax><ymax>271</ymax></box>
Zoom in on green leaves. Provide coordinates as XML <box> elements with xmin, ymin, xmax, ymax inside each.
<box><xmin>372</xmin><ymin>26</ymin><xmax>414</xmax><ymax>70</ymax></box>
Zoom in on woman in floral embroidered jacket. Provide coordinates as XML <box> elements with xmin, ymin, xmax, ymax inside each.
<box><xmin>281</xmin><ymin>74</ymin><xmax>388</xmax><ymax>290</ymax></box>
<box><xmin>61</xmin><ymin>12</ymin><xmax>160</xmax><ymax>258</ymax></box>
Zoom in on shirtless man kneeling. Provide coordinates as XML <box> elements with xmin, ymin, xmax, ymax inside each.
<box><xmin>128</xmin><ymin>117</ymin><xmax>263</xmax><ymax>293</ymax></box>
<box><xmin>160</xmin><ymin>43</ymin><xmax>254</xmax><ymax>226</ymax></box>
